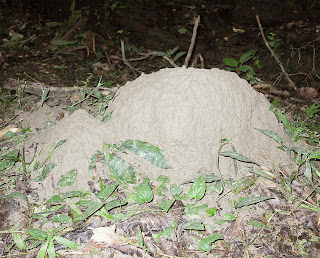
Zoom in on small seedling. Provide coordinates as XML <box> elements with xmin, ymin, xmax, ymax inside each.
<box><xmin>223</xmin><ymin>50</ymin><xmax>262</xmax><ymax>84</ymax></box>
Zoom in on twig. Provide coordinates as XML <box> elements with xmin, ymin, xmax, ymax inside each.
<box><xmin>120</xmin><ymin>40</ymin><xmax>141</xmax><ymax>75</ymax></box>
<box><xmin>256</xmin><ymin>15</ymin><xmax>297</xmax><ymax>90</ymax></box>
<box><xmin>191</xmin><ymin>53</ymin><xmax>204</xmax><ymax>68</ymax></box>
<box><xmin>184</xmin><ymin>15</ymin><xmax>200</xmax><ymax>67</ymax></box>
<box><xmin>163</xmin><ymin>56</ymin><xmax>178</xmax><ymax>67</ymax></box>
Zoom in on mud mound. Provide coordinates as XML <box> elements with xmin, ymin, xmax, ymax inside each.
<box><xmin>28</xmin><ymin>67</ymin><xmax>295</xmax><ymax>199</ymax></box>
<box><xmin>105</xmin><ymin>67</ymin><xmax>293</xmax><ymax>183</ymax></box>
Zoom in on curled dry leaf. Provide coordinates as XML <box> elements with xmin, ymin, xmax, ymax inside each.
<box><xmin>0</xmin><ymin>124</ymin><xmax>21</xmax><ymax>139</ymax></box>
<box><xmin>299</xmin><ymin>87</ymin><xmax>319</xmax><ymax>100</ymax></box>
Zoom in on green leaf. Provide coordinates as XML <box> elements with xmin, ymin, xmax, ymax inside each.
<box><xmin>173</xmin><ymin>51</ymin><xmax>186</xmax><ymax>62</ymax></box>
<box><xmin>238</xmin><ymin>65</ymin><xmax>253</xmax><ymax>73</ymax></box>
<box><xmin>12</xmin><ymin>232</ymin><xmax>26</xmax><ymax>250</ymax></box>
<box><xmin>156</xmin><ymin>175</ymin><xmax>170</xmax><ymax>183</ymax></box>
<box><xmin>249</xmin><ymin>219</ymin><xmax>271</xmax><ymax>231</ymax></box>
<box><xmin>170</xmin><ymin>184</ymin><xmax>183</xmax><ymax>196</ymax></box>
<box><xmin>223</xmin><ymin>213</ymin><xmax>236</xmax><ymax>221</ymax></box>
<box><xmin>50</xmin><ymin>39</ymin><xmax>77</xmax><ymax>46</ymax></box>
<box><xmin>62</xmin><ymin>190</ymin><xmax>86</xmax><ymax>199</ymax></box>
<box><xmin>256</xmin><ymin>128</ymin><xmax>283</xmax><ymax>143</ymax></box>
<box><xmin>231</xmin><ymin>176</ymin><xmax>256</xmax><ymax>194</ymax></box>
<box><xmin>304</xmin><ymin>160</ymin><xmax>312</xmax><ymax>183</ymax></box>
<box><xmin>47</xmin><ymin>239</ymin><xmax>56</xmax><ymax>258</ymax></box>
<box><xmin>158</xmin><ymin>197</ymin><xmax>175</xmax><ymax>212</ymax></box>
<box><xmin>25</xmin><ymin>228</ymin><xmax>48</xmax><ymax>241</ymax></box>
<box><xmin>136</xmin><ymin>181</ymin><xmax>153</xmax><ymax>204</ymax></box>
<box><xmin>154</xmin><ymin>222</ymin><xmax>178</xmax><ymax>242</ymax></box>
<box><xmin>308</xmin><ymin>152</ymin><xmax>320</xmax><ymax>160</ymax></box>
<box><xmin>219</xmin><ymin>151</ymin><xmax>259</xmax><ymax>166</ymax></box>
<box><xmin>136</xmin><ymin>226</ymin><xmax>144</xmax><ymax>248</ymax></box>
<box><xmin>205</xmin><ymin>208</ymin><xmax>217</xmax><ymax>217</ymax></box>
<box><xmin>199</xmin><ymin>233</ymin><xmax>224</xmax><ymax>252</ymax></box>
<box><xmin>235</xmin><ymin>196</ymin><xmax>273</xmax><ymax>208</ymax></box>
<box><xmin>97</xmin><ymin>182</ymin><xmax>118</xmax><ymax>200</ymax></box>
<box><xmin>182</xmin><ymin>221</ymin><xmax>205</xmax><ymax>231</ymax></box>
<box><xmin>0</xmin><ymin>149</ymin><xmax>20</xmax><ymax>171</ymax></box>
<box><xmin>177</xmin><ymin>28</ymin><xmax>187</xmax><ymax>34</ymax></box>
<box><xmin>47</xmin><ymin>195</ymin><xmax>63</xmax><ymax>204</ymax></box>
<box><xmin>54</xmin><ymin>236</ymin><xmax>78</xmax><ymax>250</ymax></box>
<box><xmin>107</xmin><ymin>153</ymin><xmax>136</xmax><ymax>184</ymax></box>
<box><xmin>185</xmin><ymin>204</ymin><xmax>208</xmax><ymax>215</ymax></box>
<box><xmin>52</xmin><ymin>214</ymin><xmax>72</xmax><ymax>223</ymax></box>
<box><xmin>117</xmin><ymin>140</ymin><xmax>171</xmax><ymax>169</ymax></box>
<box><xmin>79</xmin><ymin>201</ymin><xmax>104</xmax><ymax>221</ymax></box>
<box><xmin>188</xmin><ymin>176</ymin><xmax>206</xmax><ymax>200</ymax></box>
<box><xmin>239</xmin><ymin>50</ymin><xmax>256</xmax><ymax>64</ymax></box>
<box><xmin>4</xmin><ymin>192</ymin><xmax>27</xmax><ymax>201</ymax></box>
<box><xmin>59</xmin><ymin>169</ymin><xmax>77</xmax><ymax>187</ymax></box>
<box><xmin>208</xmin><ymin>180</ymin><xmax>224</xmax><ymax>194</ymax></box>
<box><xmin>105</xmin><ymin>199</ymin><xmax>127</xmax><ymax>211</ymax></box>
<box><xmin>248</xmin><ymin>167</ymin><xmax>273</xmax><ymax>181</ymax></box>
<box><xmin>223</xmin><ymin>58</ymin><xmax>238</xmax><ymax>67</ymax></box>
<box><xmin>38</xmin><ymin>240</ymin><xmax>49</xmax><ymax>258</ymax></box>
<box><xmin>38</xmin><ymin>163</ymin><xmax>55</xmax><ymax>181</ymax></box>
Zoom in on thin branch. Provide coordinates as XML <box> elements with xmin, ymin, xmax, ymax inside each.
<box><xmin>184</xmin><ymin>15</ymin><xmax>200</xmax><ymax>67</ymax></box>
<box><xmin>256</xmin><ymin>15</ymin><xmax>296</xmax><ymax>90</ymax></box>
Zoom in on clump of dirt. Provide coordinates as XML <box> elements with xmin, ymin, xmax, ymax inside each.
<box><xmin>26</xmin><ymin>67</ymin><xmax>296</xmax><ymax>200</ymax></box>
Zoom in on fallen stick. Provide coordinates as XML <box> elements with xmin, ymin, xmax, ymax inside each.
<box><xmin>256</xmin><ymin>15</ymin><xmax>297</xmax><ymax>90</ymax></box>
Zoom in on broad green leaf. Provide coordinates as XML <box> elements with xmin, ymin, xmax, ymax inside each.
<box><xmin>52</xmin><ymin>214</ymin><xmax>72</xmax><ymax>223</ymax></box>
<box><xmin>239</xmin><ymin>50</ymin><xmax>256</xmax><ymax>64</ymax></box>
<box><xmin>185</xmin><ymin>204</ymin><xmax>208</xmax><ymax>215</ymax></box>
<box><xmin>0</xmin><ymin>149</ymin><xmax>20</xmax><ymax>171</ymax></box>
<box><xmin>136</xmin><ymin>181</ymin><xmax>153</xmax><ymax>204</ymax></box>
<box><xmin>54</xmin><ymin>236</ymin><xmax>78</xmax><ymax>250</ymax></box>
<box><xmin>188</xmin><ymin>176</ymin><xmax>206</xmax><ymax>200</ymax></box>
<box><xmin>47</xmin><ymin>195</ymin><xmax>63</xmax><ymax>204</ymax></box>
<box><xmin>219</xmin><ymin>151</ymin><xmax>259</xmax><ymax>166</ymax></box>
<box><xmin>238</xmin><ymin>65</ymin><xmax>253</xmax><ymax>73</ymax></box>
<box><xmin>59</xmin><ymin>169</ymin><xmax>77</xmax><ymax>187</ymax></box>
<box><xmin>79</xmin><ymin>201</ymin><xmax>104</xmax><ymax>221</ymax></box>
<box><xmin>105</xmin><ymin>199</ymin><xmax>127</xmax><ymax>211</ymax></box>
<box><xmin>308</xmin><ymin>152</ymin><xmax>320</xmax><ymax>160</ymax></box>
<box><xmin>156</xmin><ymin>175</ymin><xmax>170</xmax><ymax>183</ymax></box>
<box><xmin>107</xmin><ymin>153</ymin><xmax>136</xmax><ymax>184</ymax></box>
<box><xmin>117</xmin><ymin>140</ymin><xmax>171</xmax><ymax>169</ymax></box>
<box><xmin>205</xmin><ymin>208</ymin><xmax>217</xmax><ymax>217</ymax></box>
<box><xmin>25</xmin><ymin>228</ymin><xmax>48</xmax><ymax>241</ymax></box>
<box><xmin>170</xmin><ymin>184</ymin><xmax>183</xmax><ymax>196</ymax></box>
<box><xmin>249</xmin><ymin>219</ymin><xmax>271</xmax><ymax>231</ymax></box>
<box><xmin>256</xmin><ymin>128</ymin><xmax>283</xmax><ymax>143</ymax></box>
<box><xmin>4</xmin><ymin>192</ymin><xmax>27</xmax><ymax>201</ymax></box>
<box><xmin>47</xmin><ymin>239</ymin><xmax>56</xmax><ymax>258</ymax></box>
<box><xmin>97</xmin><ymin>182</ymin><xmax>119</xmax><ymax>200</ymax></box>
<box><xmin>38</xmin><ymin>240</ymin><xmax>49</xmax><ymax>258</ymax></box>
<box><xmin>12</xmin><ymin>232</ymin><xmax>26</xmax><ymax>250</ymax></box>
<box><xmin>158</xmin><ymin>197</ymin><xmax>175</xmax><ymax>212</ymax></box>
<box><xmin>199</xmin><ymin>233</ymin><xmax>224</xmax><ymax>252</ymax></box>
<box><xmin>157</xmin><ymin>183</ymin><xmax>169</xmax><ymax>196</ymax></box>
<box><xmin>182</xmin><ymin>221</ymin><xmax>205</xmax><ymax>231</ymax></box>
<box><xmin>208</xmin><ymin>180</ymin><xmax>224</xmax><ymax>194</ymax></box>
<box><xmin>223</xmin><ymin>213</ymin><xmax>236</xmax><ymax>221</ymax></box>
<box><xmin>223</xmin><ymin>58</ymin><xmax>238</xmax><ymax>67</ymax></box>
<box><xmin>41</xmin><ymin>163</ymin><xmax>56</xmax><ymax>180</ymax></box>
<box><xmin>235</xmin><ymin>196</ymin><xmax>273</xmax><ymax>208</ymax></box>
